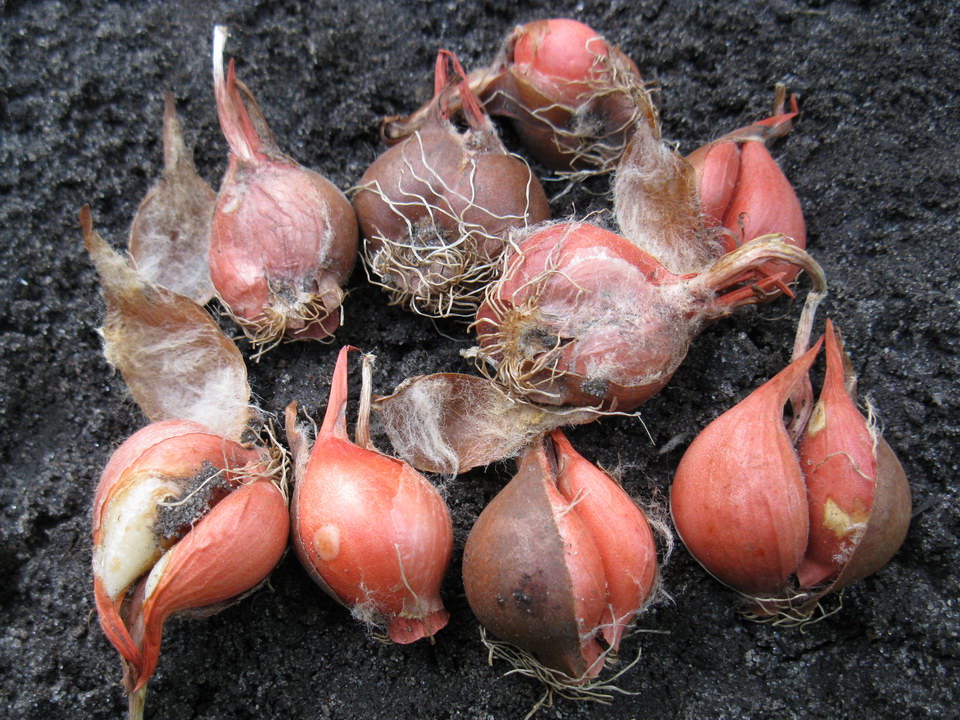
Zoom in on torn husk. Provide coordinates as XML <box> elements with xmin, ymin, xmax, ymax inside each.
<box><xmin>373</xmin><ymin>372</ymin><xmax>602</xmax><ymax>474</ymax></box>
<box><xmin>128</xmin><ymin>91</ymin><xmax>216</xmax><ymax>306</ymax></box>
<box><xmin>82</xmin><ymin>206</ymin><xmax>252</xmax><ymax>441</ymax></box>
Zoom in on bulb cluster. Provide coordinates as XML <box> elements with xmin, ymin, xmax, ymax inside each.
<box><xmin>80</xmin><ymin>16</ymin><xmax>910</xmax><ymax>719</ymax></box>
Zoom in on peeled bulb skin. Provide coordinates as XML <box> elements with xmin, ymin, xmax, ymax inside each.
<box><xmin>128</xmin><ymin>92</ymin><xmax>216</xmax><ymax>305</ymax></box>
<box><xmin>81</xmin><ymin>206</ymin><xmax>252</xmax><ymax>441</ymax></box>
<box><xmin>289</xmin><ymin>347</ymin><xmax>453</xmax><ymax>643</ymax></box>
<box><xmin>612</xmin><ymin>107</ymin><xmax>709</xmax><ymax>275</ymax></box>
<box><xmin>796</xmin><ymin>321</ymin><xmax>912</xmax><ymax>588</ymax></box>
<box><xmin>91</xmin><ymin>420</ymin><xmax>288</xmax><ymax>694</ymax></box>
<box><xmin>210</xmin><ymin>27</ymin><xmax>358</xmax><ymax>352</ymax></box>
<box><xmin>671</xmin><ymin>341</ymin><xmax>823</xmax><ymax>597</ymax></box>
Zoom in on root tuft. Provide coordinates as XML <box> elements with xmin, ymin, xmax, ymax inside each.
<box><xmin>741</xmin><ymin>588</ymin><xmax>845</xmax><ymax>628</ymax></box>
<box><xmin>357</xmin><ymin>131</ymin><xmax>541</xmax><ymax>318</ymax></box>
<box><xmin>478</xmin><ymin>627</ymin><xmax>641</xmax><ymax>719</ymax></box>
<box><xmin>225</xmin><ymin>279</ymin><xmax>340</xmax><ymax>361</ymax></box>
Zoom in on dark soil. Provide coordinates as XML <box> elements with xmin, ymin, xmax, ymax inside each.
<box><xmin>2</xmin><ymin>1</ymin><xmax>957</xmax><ymax>719</ymax></box>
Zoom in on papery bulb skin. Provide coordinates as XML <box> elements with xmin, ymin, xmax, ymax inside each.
<box><xmin>471</xmin><ymin>221</ymin><xmax>695</xmax><ymax>411</ymax></box>
<box><xmin>82</xmin><ymin>207</ymin><xmax>252</xmax><ymax>440</ymax></box>
<box><xmin>612</xmin><ymin>109</ymin><xmax>712</xmax><ymax>275</ymax></box>
<box><xmin>686</xmin><ymin>92</ymin><xmax>806</xmax><ymax>292</ymax></box>
<box><xmin>289</xmin><ymin>347</ymin><xmax>453</xmax><ymax>643</ymax></box>
<box><xmin>91</xmin><ymin>419</ymin><xmax>287</xmax><ymax>693</ymax></box>
<box><xmin>462</xmin><ymin>436</ymin><xmax>607</xmax><ymax>680</ymax></box>
<box><xmin>671</xmin><ymin>341</ymin><xmax>823</xmax><ymax>597</ymax></box>
<box><xmin>373</xmin><ymin>372</ymin><xmax>601</xmax><ymax>476</ymax></box>
<box><xmin>129</xmin><ymin>92</ymin><xmax>217</xmax><ymax>306</ymax></box>
<box><xmin>796</xmin><ymin>321</ymin><xmax>911</xmax><ymax>588</ymax></box>
<box><xmin>355</xmin><ymin>51</ymin><xmax>549</xmax><ymax>317</ymax></box>
<box><xmin>209</xmin><ymin>28</ymin><xmax>358</xmax><ymax>354</ymax></box>
<box><xmin>550</xmin><ymin>430</ymin><xmax>658</xmax><ymax>653</ymax></box>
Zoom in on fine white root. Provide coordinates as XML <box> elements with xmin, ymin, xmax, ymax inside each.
<box><xmin>226</xmin><ymin>280</ymin><xmax>339</xmax><ymax>362</ymax></box>
<box><xmin>468</xmin><ymin>225</ymin><xmax>586</xmax><ymax>402</ymax></box>
<box><xmin>358</xmin><ymin>131</ymin><xmax>540</xmax><ymax>318</ymax></box>
<box><xmin>479</xmin><ymin>627</ymin><xmax>641</xmax><ymax>719</ymax></box>
<box><xmin>256</xmin><ymin>419</ymin><xmax>291</xmax><ymax>504</ymax></box>
<box><xmin>740</xmin><ymin>588</ymin><xmax>845</xmax><ymax>628</ymax></box>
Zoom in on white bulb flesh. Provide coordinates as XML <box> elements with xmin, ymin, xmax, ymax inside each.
<box><xmin>94</xmin><ymin>473</ymin><xmax>181</xmax><ymax>599</ymax></box>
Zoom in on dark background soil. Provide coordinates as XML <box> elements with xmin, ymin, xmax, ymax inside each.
<box><xmin>1</xmin><ymin>1</ymin><xmax>957</xmax><ymax>718</ymax></box>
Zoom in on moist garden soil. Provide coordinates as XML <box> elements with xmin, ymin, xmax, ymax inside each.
<box><xmin>1</xmin><ymin>1</ymin><xmax>957</xmax><ymax>718</ymax></box>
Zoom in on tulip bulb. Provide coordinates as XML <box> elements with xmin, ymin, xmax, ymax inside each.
<box><xmin>355</xmin><ymin>50</ymin><xmax>549</xmax><ymax>317</ymax></box>
<box><xmin>287</xmin><ymin>347</ymin><xmax>453</xmax><ymax>643</ymax></box>
<box><xmin>209</xmin><ymin>26</ymin><xmax>358</xmax><ymax>356</ymax></box>
<box><xmin>671</xmin><ymin>321</ymin><xmax>911</xmax><ymax>620</ymax></box>
<box><xmin>469</xmin><ymin>221</ymin><xmax>826</xmax><ymax>411</ymax></box>
<box><xmin>671</xmin><ymin>341</ymin><xmax>823</xmax><ymax>596</ymax></box>
<box><xmin>463</xmin><ymin>432</ymin><xmax>659</xmax><ymax>697</ymax></box>
<box><xmin>383</xmin><ymin>18</ymin><xmax>654</xmax><ymax>178</ymax></box>
<box><xmin>92</xmin><ymin>421</ymin><xmax>289</xmax><ymax>713</ymax></box>
<box><xmin>685</xmin><ymin>87</ymin><xmax>806</xmax><ymax>292</ymax></box>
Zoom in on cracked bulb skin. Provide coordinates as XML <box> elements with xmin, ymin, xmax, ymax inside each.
<box><xmin>550</xmin><ymin>429</ymin><xmax>657</xmax><ymax>653</ymax></box>
<box><xmin>795</xmin><ymin>321</ymin><xmax>911</xmax><ymax>589</ymax></box>
<box><xmin>462</xmin><ymin>433</ymin><xmax>658</xmax><ymax>682</ymax></box>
